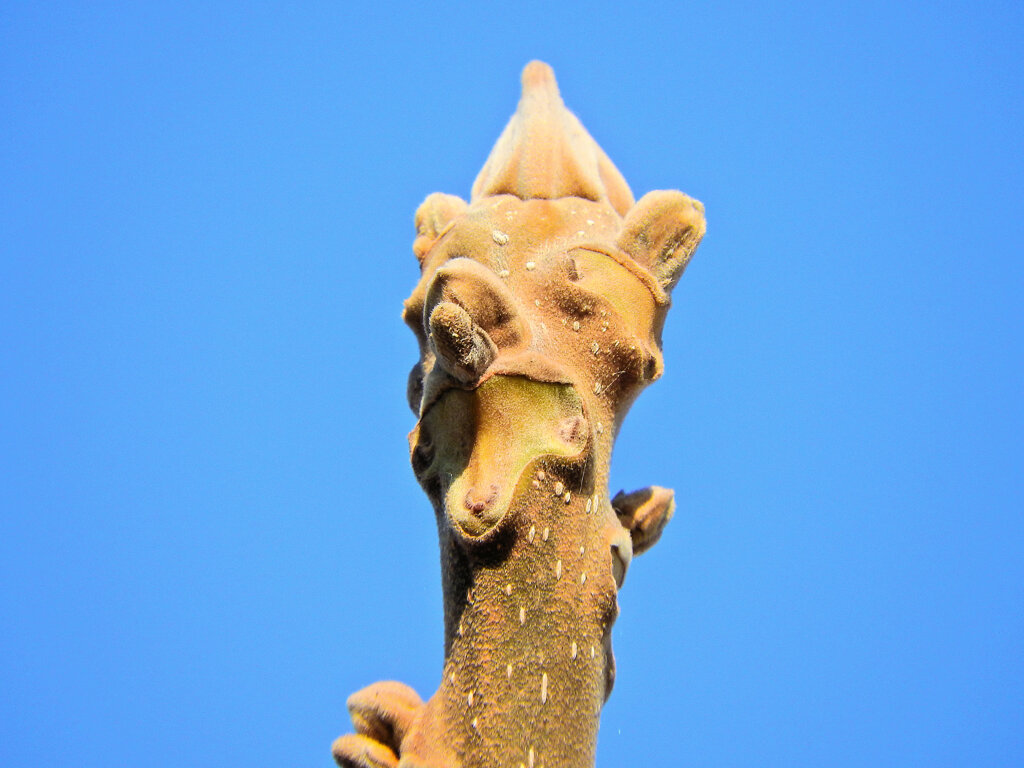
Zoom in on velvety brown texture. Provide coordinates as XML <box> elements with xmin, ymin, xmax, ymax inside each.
<box><xmin>335</xmin><ymin>61</ymin><xmax>705</xmax><ymax>768</ymax></box>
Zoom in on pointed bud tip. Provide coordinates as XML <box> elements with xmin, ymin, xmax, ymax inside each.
<box><xmin>521</xmin><ymin>60</ymin><xmax>558</xmax><ymax>95</ymax></box>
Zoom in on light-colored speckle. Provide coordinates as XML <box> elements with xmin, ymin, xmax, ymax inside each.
<box><xmin>529</xmin><ymin>747</ymin><xmax>536</xmax><ymax>768</ymax></box>
<box><xmin>591</xmin><ymin>342</ymin><xmax>599</xmax><ymax>355</ymax></box>
<box><xmin>571</xmin><ymin>641</ymin><xmax>578</xmax><ymax>659</ymax></box>
<box><xmin>535</xmin><ymin>299</ymin><xmax>541</xmax><ymax>307</ymax></box>
<box><xmin>472</xmin><ymin>717</ymin><xmax>479</xmax><ymax>730</ymax></box>
<box><xmin>529</xmin><ymin>525</ymin><xmax>536</xmax><ymax>542</ymax></box>
<box><xmin>458</xmin><ymin>621</ymin><xmax>464</xmax><ymax>636</ymax></box>
<box><xmin>525</xmin><ymin>261</ymin><xmax>536</xmax><ymax>270</ymax></box>
<box><xmin>541</xmin><ymin>672</ymin><xmax>548</xmax><ymax>704</ymax></box>
<box><xmin>554</xmin><ymin>481</ymin><xmax>564</xmax><ymax>496</ymax></box>
<box><xmin>532</xmin><ymin>479</ymin><xmax>540</xmax><ymax>489</ymax></box>
<box><xmin>586</xmin><ymin>219</ymin><xmax>594</xmax><ymax>225</ymax></box>
<box><xmin>505</xmin><ymin>583</ymin><xmax>513</xmax><ymax>596</ymax></box>
<box><xmin>576</xmin><ymin>230</ymin><xmax>586</xmax><ymax>236</ymax></box>
<box><xmin>537</xmin><ymin>470</ymin><xmax>546</xmax><ymax>481</ymax></box>
<box><xmin>572</xmin><ymin>321</ymin><xmax>580</xmax><ymax>332</ymax></box>
<box><xmin>594</xmin><ymin>382</ymin><xmax>602</xmax><ymax>395</ymax></box>
<box><xmin>564</xmin><ymin>491</ymin><xmax>571</xmax><ymax>504</ymax></box>
<box><xmin>591</xmin><ymin>645</ymin><xmax>596</xmax><ymax>659</ymax></box>
<box><xmin>450</xmin><ymin>672</ymin><xmax>456</xmax><ymax>684</ymax></box>
<box><xmin>580</xmin><ymin>572</ymin><xmax>587</xmax><ymax>584</ymax></box>
<box><xmin>580</xmin><ymin>545</ymin><xmax>585</xmax><ymax>555</ymax></box>
<box><xmin>542</xmin><ymin>527</ymin><xmax>550</xmax><ymax>541</ymax></box>
<box><xmin>507</xmin><ymin>663</ymin><xmax>513</xmax><ymax>679</ymax></box>
<box><xmin>596</xmin><ymin>422</ymin><xmax>603</xmax><ymax>434</ymax></box>
<box><xmin>468</xmin><ymin>691</ymin><xmax>474</xmax><ymax>706</ymax></box>
<box><xmin>491</xmin><ymin>229</ymin><xmax>509</xmax><ymax>245</ymax></box>
<box><xmin>585</xmin><ymin>498</ymin><xmax>592</xmax><ymax>513</ymax></box>
<box><xmin>555</xmin><ymin>560</ymin><xmax>562</xmax><ymax>579</ymax></box>
<box><xmin>498</xmin><ymin>269</ymin><xmax>511</xmax><ymax>278</ymax></box>
<box><xmin>519</xmin><ymin>607</ymin><xmax>526</xmax><ymax>624</ymax></box>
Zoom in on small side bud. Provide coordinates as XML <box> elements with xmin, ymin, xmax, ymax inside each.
<box><xmin>428</xmin><ymin>301</ymin><xmax>497</xmax><ymax>384</ymax></box>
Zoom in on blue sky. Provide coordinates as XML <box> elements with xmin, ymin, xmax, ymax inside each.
<box><xmin>2</xmin><ymin>2</ymin><xmax>1022</xmax><ymax>766</ymax></box>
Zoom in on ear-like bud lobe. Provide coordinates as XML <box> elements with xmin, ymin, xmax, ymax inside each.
<box><xmin>413</xmin><ymin>193</ymin><xmax>468</xmax><ymax>262</ymax></box>
<box><xmin>612</xmin><ymin>485</ymin><xmax>676</xmax><ymax>556</ymax></box>
<box><xmin>347</xmin><ymin>681</ymin><xmax>423</xmax><ymax>750</ymax></box>
<box><xmin>332</xmin><ymin>734</ymin><xmax>397</xmax><ymax>768</ymax></box>
<box><xmin>333</xmin><ymin>681</ymin><xmax>424</xmax><ymax>768</ymax></box>
<box><xmin>617</xmin><ymin>190</ymin><xmax>706</xmax><ymax>291</ymax></box>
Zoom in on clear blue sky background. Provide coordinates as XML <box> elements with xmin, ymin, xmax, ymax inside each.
<box><xmin>2</xmin><ymin>2</ymin><xmax>1022</xmax><ymax>766</ymax></box>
